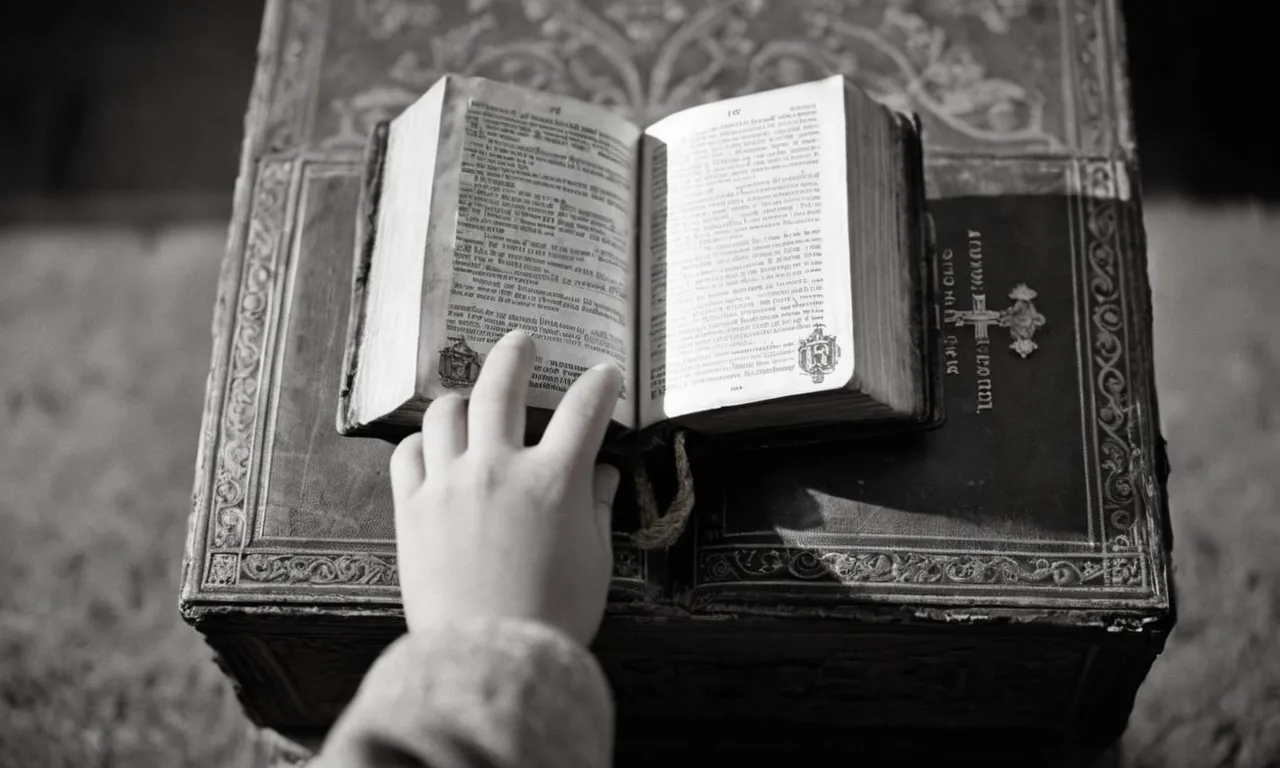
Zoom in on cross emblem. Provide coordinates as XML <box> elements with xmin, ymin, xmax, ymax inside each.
<box><xmin>946</xmin><ymin>284</ymin><xmax>1046</xmax><ymax>358</ymax></box>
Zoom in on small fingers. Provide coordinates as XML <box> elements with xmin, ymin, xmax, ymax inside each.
<box><xmin>422</xmin><ymin>393</ymin><xmax>467</xmax><ymax>474</ymax></box>
<box><xmin>540</xmin><ymin>362</ymin><xmax>623</xmax><ymax>468</ymax></box>
<box><xmin>389</xmin><ymin>433</ymin><xmax>426</xmax><ymax>507</ymax></box>
<box><xmin>468</xmin><ymin>330</ymin><xmax>536</xmax><ymax>448</ymax></box>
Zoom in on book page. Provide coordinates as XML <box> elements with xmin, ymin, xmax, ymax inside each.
<box><xmin>424</xmin><ymin>79</ymin><xmax>641</xmax><ymax>427</ymax></box>
<box><xmin>639</xmin><ymin>76</ymin><xmax>854</xmax><ymax>425</ymax></box>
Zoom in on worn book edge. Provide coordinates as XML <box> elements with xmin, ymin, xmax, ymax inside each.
<box><xmin>337</xmin><ymin>120</ymin><xmax>391</xmax><ymax>439</ymax></box>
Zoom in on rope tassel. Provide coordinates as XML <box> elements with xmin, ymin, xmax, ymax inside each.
<box><xmin>629</xmin><ymin>430</ymin><xmax>695</xmax><ymax>550</ymax></box>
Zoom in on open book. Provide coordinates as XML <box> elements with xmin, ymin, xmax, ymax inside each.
<box><xmin>338</xmin><ymin>74</ymin><xmax>935</xmax><ymax>450</ymax></box>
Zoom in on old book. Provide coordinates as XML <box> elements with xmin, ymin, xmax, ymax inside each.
<box><xmin>180</xmin><ymin>0</ymin><xmax>1174</xmax><ymax>759</ymax></box>
<box><xmin>339</xmin><ymin>73</ymin><xmax>934</xmax><ymax>448</ymax></box>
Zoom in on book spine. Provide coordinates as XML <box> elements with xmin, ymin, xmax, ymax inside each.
<box><xmin>336</xmin><ymin>121</ymin><xmax>391</xmax><ymax>436</ymax></box>
<box><xmin>905</xmin><ymin>111</ymin><xmax>946</xmax><ymax>430</ymax></box>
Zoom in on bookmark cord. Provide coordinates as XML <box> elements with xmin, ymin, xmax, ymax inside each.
<box><xmin>630</xmin><ymin>430</ymin><xmax>695</xmax><ymax>550</ymax></box>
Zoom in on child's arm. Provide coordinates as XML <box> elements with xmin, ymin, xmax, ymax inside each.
<box><xmin>313</xmin><ymin>330</ymin><xmax>623</xmax><ymax>768</ymax></box>
<box><xmin>313</xmin><ymin>616</ymin><xmax>612</xmax><ymax>768</ymax></box>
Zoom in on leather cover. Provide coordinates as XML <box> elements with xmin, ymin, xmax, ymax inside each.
<box><xmin>180</xmin><ymin>0</ymin><xmax>1174</xmax><ymax>749</ymax></box>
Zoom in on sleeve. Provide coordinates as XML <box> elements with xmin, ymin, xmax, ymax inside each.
<box><xmin>310</xmin><ymin>617</ymin><xmax>615</xmax><ymax>768</ymax></box>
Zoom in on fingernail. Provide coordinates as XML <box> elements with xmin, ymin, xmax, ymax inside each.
<box><xmin>589</xmin><ymin>363</ymin><xmax>623</xmax><ymax>395</ymax></box>
<box><xmin>591</xmin><ymin>361</ymin><xmax>624</xmax><ymax>382</ymax></box>
<box><xmin>498</xmin><ymin>329</ymin><xmax>537</xmax><ymax>355</ymax></box>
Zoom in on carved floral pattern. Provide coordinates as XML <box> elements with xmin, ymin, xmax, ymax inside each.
<box><xmin>266</xmin><ymin>0</ymin><xmax>326</xmax><ymax>152</ymax></box>
<box><xmin>1079</xmin><ymin>159</ymin><xmax>1145</xmax><ymax>580</ymax></box>
<box><xmin>926</xmin><ymin>0</ymin><xmax>1031</xmax><ymax>34</ymax></box>
<box><xmin>700</xmin><ymin>548</ymin><xmax>1109</xmax><ymax>586</ymax></box>
<box><xmin>1070</xmin><ymin>0</ymin><xmax>1109</xmax><ymax>153</ymax></box>
<box><xmin>314</xmin><ymin>0</ymin><xmax>1066</xmax><ymax>152</ymax></box>
<box><xmin>207</xmin><ymin>553</ymin><xmax>240</xmax><ymax>587</ymax></box>
<box><xmin>206</xmin><ymin>160</ymin><xmax>293</xmax><ymax>581</ymax></box>
<box><xmin>1107</xmin><ymin>555</ymin><xmax>1142</xmax><ymax>587</ymax></box>
<box><xmin>356</xmin><ymin>0</ymin><xmax>440</xmax><ymax>39</ymax></box>
<box><xmin>600</xmin><ymin>0</ymin><xmax>693</xmax><ymax>52</ymax></box>
<box><xmin>232</xmin><ymin>549</ymin><xmax>645</xmax><ymax>585</ymax></box>
<box><xmin>839</xmin><ymin>2</ymin><xmax>1052</xmax><ymax>144</ymax></box>
<box><xmin>241</xmin><ymin>553</ymin><xmax>399</xmax><ymax>585</ymax></box>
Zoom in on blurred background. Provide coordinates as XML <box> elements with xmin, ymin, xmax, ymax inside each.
<box><xmin>1</xmin><ymin>1</ymin><xmax>1277</xmax><ymax>766</ymax></box>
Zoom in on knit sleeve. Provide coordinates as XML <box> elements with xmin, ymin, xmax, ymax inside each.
<box><xmin>311</xmin><ymin>617</ymin><xmax>614</xmax><ymax>768</ymax></box>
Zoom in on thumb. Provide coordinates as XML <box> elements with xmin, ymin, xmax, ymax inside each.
<box><xmin>592</xmin><ymin>463</ymin><xmax>621</xmax><ymax>515</ymax></box>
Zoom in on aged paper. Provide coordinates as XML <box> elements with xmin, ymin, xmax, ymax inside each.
<box><xmin>429</xmin><ymin>79</ymin><xmax>641</xmax><ymax>425</ymax></box>
<box><xmin>639</xmin><ymin>76</ymin><xmax>855</xmax><ymax>425</ymax></box>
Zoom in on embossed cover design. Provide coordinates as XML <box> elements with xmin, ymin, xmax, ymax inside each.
<box><xmin>179</xmin><ymin>0</ymin><xmax>1171</xmax><ymax>738</ymax></box>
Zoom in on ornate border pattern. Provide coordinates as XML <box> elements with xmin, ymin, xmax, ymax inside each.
<box><xmin>316</xmin><ymin>0</ymin><xmax>1087</xmax><ymax>154</ymax></box>
<box><xmin>202</xmin><ymin>159</ymin><xmax>294</xmax><ymax>589</ymax></box>
<box><xmin>242</xmin><ymin>553</ymin><xmax>398</xmax><ymax>585</ymax></box>
<box><xmin>233</xmin><ymin>547</ymin><xmax>646</xmax><ymax>585</ymax></box>
<box><xmin>185</xmin><ymin>0</ymin><xmax>287</xmax><ymax>573</ymax></box>
<box><xmin>700</xmin><ymin>549</ymin><xmax>1109</xmax><ymax>587</ymax></box>
<box><xmin>1070</xmin><ymin>0</ymin><xmax>1109</xmax><ymax>155</ymax></box>
<box><xmin>1078</xmin><ymin>158</ymin><xmax>1144</xmax><ymax>587</ymax></box>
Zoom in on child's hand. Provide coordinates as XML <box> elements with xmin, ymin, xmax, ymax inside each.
<box><xmin>389</xmin><ymin>329</ymin><xmax>623</xmax><ymax>646</ymax></box>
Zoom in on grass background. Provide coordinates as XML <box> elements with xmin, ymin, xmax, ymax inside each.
<box><xmin>0</xmin><ymin>227</ymin><xmax>254</xmax><ymax>766</ymax></box>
